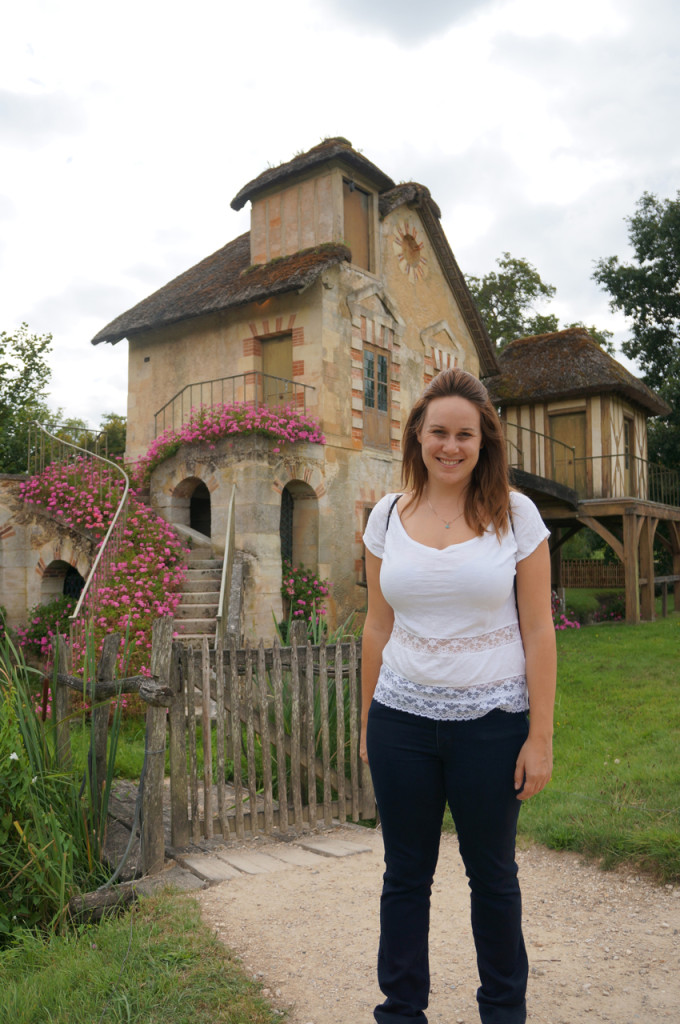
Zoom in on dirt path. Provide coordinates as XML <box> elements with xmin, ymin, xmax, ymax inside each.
<box><xmin>195</xmin><ymin>827</ymin><xmax>679</xmax><ymax>1024</ymax></box>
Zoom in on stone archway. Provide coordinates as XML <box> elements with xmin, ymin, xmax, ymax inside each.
<box><xmin>279</xmin><ymin>480</ymin><xmax>319</xmax><ymax>571</ymax></box>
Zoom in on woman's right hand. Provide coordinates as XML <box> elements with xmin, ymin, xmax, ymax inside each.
<box><xmin>360</xmin><ymin>723</ymin><xmax>369</xmax><ymax>764</ymax></box>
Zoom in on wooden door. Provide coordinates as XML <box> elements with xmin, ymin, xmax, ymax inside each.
<box><xmin>549</xmin><ymin>412</ymin><xmax>587</xmax><ymax>494</ymax></box>
<box><xmin>343</xmin><ymin>179</ymin><xmax>371</xmax><ymax>270</ymax></box>
<box><xmin>262</xmin><ymin>335</ymin><xmax>293</xmax><ymax>409</ymax></box>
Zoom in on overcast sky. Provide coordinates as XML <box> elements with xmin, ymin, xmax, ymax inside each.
<box><xmin>2</xmin><ymin>0</ymin><xmax>678</xmax><ymax>426</ymax></box>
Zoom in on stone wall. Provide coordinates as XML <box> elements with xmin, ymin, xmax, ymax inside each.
<box><xmin>0</xmin><ymin>475</ymin><xmax>95</xmax><ymax>629</ymax></box>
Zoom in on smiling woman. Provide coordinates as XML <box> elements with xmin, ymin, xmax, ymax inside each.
<box><xmin>360</xmin><ymin>367</ymin><xmax>556</xmax><ymax>1024</ymax></box>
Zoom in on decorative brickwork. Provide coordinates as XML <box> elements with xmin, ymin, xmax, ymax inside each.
<box><xmin>243</xmin><ymin>337</ymin><xmax>262</xmax><ymax>357</ymax></box>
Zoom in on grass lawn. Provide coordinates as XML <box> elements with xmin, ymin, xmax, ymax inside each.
<box><xmin>441</xmin><ymin>613</ymin><xmax>680</xmax><ymax>882</ymax></box>
<box><xmin>0</xmin><ymin>892</ymin><xmax>279</xmax><ymax>1024</ymax></box>
<box><xmin>519</xmin><ymin>614</ymin><xmax>680</xmax><ymax>881</ymax></box>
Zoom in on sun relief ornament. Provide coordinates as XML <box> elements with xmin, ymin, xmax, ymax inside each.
<box><xmin>393</xmin><ymin>222</ymin><xmax>428</xmax><ymax>280</ymax></box>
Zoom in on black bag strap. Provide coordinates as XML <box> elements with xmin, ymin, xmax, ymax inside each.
<box><xmin>385</xmin><ymin>494</ymin><xmax>402</xmax><ymax>535</ymax></box>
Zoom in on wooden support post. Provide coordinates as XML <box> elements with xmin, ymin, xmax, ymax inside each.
<box><xmin>671</xmin><ymin>523</ymin><xmax>680</xmax><ymax>612</ymax></box>
<box><xmin>623</xmin><ymin>511</ymin><xmax>641</xmax><ymax>625</ymax></box>
<box><xmin>141</xmin><ymin>618</ymin><xmax>173</xmax><ymax>875</ymax></box>
<box><xmin>639</xmin><ymin>517</ymin><xmax>657</xmax><ymax>622</ymax></box>
<box><xmin>54</xmin><ymin>635</ymin><xmax>72</xmax><ymax>768</ymax></box>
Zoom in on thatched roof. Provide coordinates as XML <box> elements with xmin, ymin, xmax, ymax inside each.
<box><xmin>230</xmin><ymin>137</ymin><xmax>395</xmax><ymax>211</ymax></box>
<box><xmin>485</xmin><ymin>328</ymin><xmax>671</xmax><ymax>417</ymax></box>
<box><xmin>91</xmin><ymin>237</ymin><xmax>350</xmax><ymax>346</ymax></box>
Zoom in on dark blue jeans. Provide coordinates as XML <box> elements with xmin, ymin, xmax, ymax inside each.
<box><xmin>366</xmin><ymin>702</ymin><xmax>530</xmax><ymax>1024</ymax></box>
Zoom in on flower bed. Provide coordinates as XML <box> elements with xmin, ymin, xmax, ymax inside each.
<box><xmin>132</xmin><ymin>402</ymin><xmax>326</xmax><ymax>483</ymax></box>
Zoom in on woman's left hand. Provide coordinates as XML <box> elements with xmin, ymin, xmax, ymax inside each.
<box><xmin>514</xmin><ymin>735</ymin><xmax>553</xmax><ymax>801</ymax></box>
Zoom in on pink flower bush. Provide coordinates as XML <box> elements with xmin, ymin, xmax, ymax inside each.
<box><xmin>17</xmin><ymin>460</ymin><xmax>189</xmax><ymax>678</ymax></box>
<box><xmin>18</xmin><ymin>456</ymin><xmax>124</xmax><ymax>541</ymax></box>
<box><xmin>131</xmin><ymin>402</ymin><xmax>326</xmax><ymax>484</ymax></box>
<box><xmin>551</xmin><ymin>590</ymin><xmax>580</xmax><ymax>630</ymax></box>
<box><xmin>281</xmin><ymin>560</ymin><xmax>331</xmax><ymax>623</ymax></box>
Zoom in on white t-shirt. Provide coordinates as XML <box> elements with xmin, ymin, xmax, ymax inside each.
<box><xmin>362</xmin><ymin>490</ymin><xmax>549</xmax><ymax>720</ymax></box>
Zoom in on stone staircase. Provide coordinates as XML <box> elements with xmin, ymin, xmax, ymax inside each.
<box><xmin>173</xmin><ymin>544</ymin><xmax>223</xmax><ymax>645</ymax></box>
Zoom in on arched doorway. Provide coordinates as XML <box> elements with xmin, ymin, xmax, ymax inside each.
<box><xmin>190</xmin><ymin>481</ymin><xmax>211</xmax><ymax>537</ymax></box>
<box><xmin>171</xmin><ymin>477</ymin><xmax>212</xmax><ymax>538</ymax></box>
<box><xmin>279</xmin><ymin>481</ymin><xmax>318</xmax><ymax>570</ymax></box>
<box><xmin>41</xmin><ymin>560</ymin><xmax>85</xmax><ymax>604</ymax></box>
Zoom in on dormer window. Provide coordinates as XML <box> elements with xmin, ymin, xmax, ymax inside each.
<box><xmin>343</xmin><ymin>178</ymin><xmax>372</xmax><ymax>271</ymax></box>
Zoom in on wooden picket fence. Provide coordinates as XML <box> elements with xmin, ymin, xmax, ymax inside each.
<box><xmin>54</xmin><ymin>619</ymin><xmax>373</xmax><ymax>875</ymax></box>
<box><xmin>167</xmin><ymin>633</ymin><xmax>375</xmax><ymax>849</ymax></box>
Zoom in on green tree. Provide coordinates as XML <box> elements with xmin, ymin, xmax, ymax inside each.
<box><xmin>593</xmin><ymin>191</ymin><xmax>680</xmax><ymax>468</ymax></box>
<box><xmin>467</xmin><ymin>254</ymin><xmax>615</xmax><ymax>354</ymax></box>
<box><xmin>0</xmin><ymin>324</ymin><xmax>53</xmax><ymax>473</ymax></box>
<box><xmin>465</xmin><ymin>252</ymin><xmax>559</xmax><ymax>350</ymax></box>
<box><xmin>99</xmin><ymin>412</ymin><xmax>127</xmax><ymax>458</ymax></box>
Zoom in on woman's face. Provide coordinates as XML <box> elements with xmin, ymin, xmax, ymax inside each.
<box><xmin>417</xmin><ymin>395</ymin><xmax>483</xmax><ymax>489</ymax></box>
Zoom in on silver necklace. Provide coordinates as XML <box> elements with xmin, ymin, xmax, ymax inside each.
<box><xmin>426</xmin><ymin>491</ymin><xmax>465</xmax><ymax>529</ymax></box>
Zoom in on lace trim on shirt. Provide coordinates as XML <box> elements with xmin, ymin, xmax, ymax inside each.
<box><xmin>391</xmin><ymin>622</ymin><xmax>521</xmax><ymax>655</ymax></box>
<box><xmin>374</xmin><ymin>665</ymin><xmax>529</xmax><ymax>721</ymax></box>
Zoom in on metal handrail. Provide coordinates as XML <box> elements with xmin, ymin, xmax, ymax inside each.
<box><xmin>573</xmin><ymin>453</ymin><xmax>680</xmax><ymax>505</ymax></box>
<box><xmin>154</xmin><ymin>372</ymin><xmax>316</xmax><ymax>437</ymax></box>
<box><xmin>503</xmin><ymin>421</ymin><xmax>577</xmax><ymax>491</ymax></box>
<box><xmin>26</xmin><ymin>423</ymin><xmax>130</xmax><ymax>663</ymax></box>
<box><xmin>214</xmin><ymin>484</ymin><xmax>236</xmax><ymax>650</ymax></box>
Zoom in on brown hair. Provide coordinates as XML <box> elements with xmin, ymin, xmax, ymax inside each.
<box><xmin>401</xmin><ymin>368</ymin><xmax>510</xmax><ymax>537</ymax></box>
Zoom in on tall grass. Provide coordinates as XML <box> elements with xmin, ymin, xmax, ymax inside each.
<box><xmin>0</xmin><ymin>632</ymin><xmax>126</xmax><ymax>943</ymax></box>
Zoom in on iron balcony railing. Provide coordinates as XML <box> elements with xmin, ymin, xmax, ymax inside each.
<box><xmin>27</xmin><ymin>422</ymin><xmax>130</xmax><ymax>664</ymax></box>
<box><xmin>154</xmin><ymin>372</ymin><xmax>316</xmax><ymax>437</ymax></box>
<box><xmin>503</xmin><ymin>422</ymin><xmax>680</xmax><ymax>506</ymax></box>
<box><xmin>573</xmin><ymin>454</ymin><xmax>680</xmax><ymax>506</ymax></box>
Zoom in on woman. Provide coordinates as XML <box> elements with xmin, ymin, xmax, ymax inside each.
<box><xmin>361</xmin><ymin>368</ymin><xmax>555</xmax><ymax>1024</ymax></box>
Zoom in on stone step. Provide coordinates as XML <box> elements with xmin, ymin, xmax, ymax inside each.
<box><xmin>175</xmin><ymin>603</ymin><xmax>219</xmax><ymax>619</ymax></box>
<box><xmin>179</xmin><ymin>590</ymin><xmax>221</xmax><ymax>604</ymax></box>
<box><xmin>183</xmin><ymin>579</ymin><xmax>221</xmax><ymax>594</ymax></box>
<box><xmin>184</xmin><ymin>568</ymin><xmax>222</xmax><ymax>582</ymax></box>
<box><xmin>186</xmin><ymin>558</ymin><xmax>223</xmax><ymax>570</ymax></box>
<box><xmin>173</xmin><ymin>618</ymin><xmax>217</xmax><ymax>636</ymax></box>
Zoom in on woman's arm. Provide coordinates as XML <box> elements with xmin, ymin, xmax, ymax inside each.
<box><xmin>360</xmin><ymin>550</ymin><xmax>395</xmax><ymax>764</ymax></box>
<box><xmin>513</xmin><ymin>537</ymin><xmax>556</xmax><ymax>800</ymax></box>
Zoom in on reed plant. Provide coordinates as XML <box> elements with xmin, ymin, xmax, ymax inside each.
<box><xmin>0</xmin><ymin>630</ymin><xmax>127</xmax><ymax>944</ymax></box>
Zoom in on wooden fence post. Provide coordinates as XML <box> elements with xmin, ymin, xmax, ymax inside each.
<box><xmin>54</xmin><ymin>635</ymin><xmax>72</xmax><ymax>768</ymax></box>
<box><xmin>91</xmin><ymin>634</ymin><xmax>121</xmax><ymax>820</ymax></box>
<box><xmin>168</xmin><ymin>641</ymin><xmax>190</xmax><ymax>848</ymax></box>
<box><xmin>141</xmin><ymin>617</ymin><xmax>173</xmax><ymax>875</ymax></box>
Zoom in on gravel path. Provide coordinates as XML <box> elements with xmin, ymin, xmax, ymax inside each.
<box><xmin>195</xmin><ymin>827</ymin><xmax>680</xmax><ymax>1024</ymax></box>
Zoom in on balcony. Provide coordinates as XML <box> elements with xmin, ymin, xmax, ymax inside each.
<box><xmin>505</xmin><ymin>423</ymin><xmax>680</xmax><ymax>506</ymax></box>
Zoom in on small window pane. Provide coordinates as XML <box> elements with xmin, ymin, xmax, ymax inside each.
<box><xmin>377</xmin><ymin>355</ymin><xmax>388</xmax><ymax>412</ymax></box>
<box><xmin>364</xmin><ymin>350</ymin><xmax>375</xmax><ymax>407</ymax></box>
